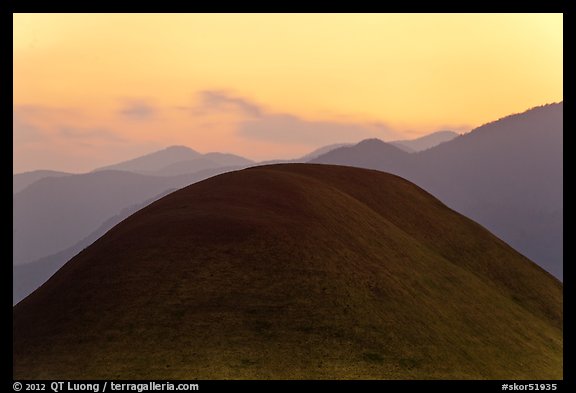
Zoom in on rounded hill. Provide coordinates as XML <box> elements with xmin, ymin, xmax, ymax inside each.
<box><xmin>13</xmin><ymin>164</ymin><xmax>562</xmax><ymax>379</ymax></box>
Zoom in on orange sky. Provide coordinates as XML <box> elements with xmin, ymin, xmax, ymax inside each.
<box><xmin>13</xmin><ymin>13</ymin><xmax>563</xmax><ymax>173</ymax></box>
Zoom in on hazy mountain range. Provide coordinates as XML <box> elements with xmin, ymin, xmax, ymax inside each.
<box><xmin>297</xmin><ymin>131</ymin><xmax>458</xmax><ymax>160</ymax></box>
<box><xmin>13</xmin><ymin>170</ymin><xmax>72</xmax><ymax>194</ymax></box>
<box><xmin>13</xmin><ymin>164</ymin><xmax>561</xmax><ymax>379</ymax></box>
<box><xmin>258</xmin><ymin>130</ymin><xmax>458</xmax><ymax>165</ymax></box>
<box><xmin>12</xmin><ymin>170</ymin><xmax>241</xmax><ymax>264</ymax></box>
<box><xmin>12</xmin><ymin>105</ymin><xmax>562</xmax><ymax>308</ymax></box>
<box><xmin>12</xmin><ymin>129</ymin><xmax>456</xmax><ymax>267</ymax></box>
<box><xmin>95</xmin><ymin>146</ymin><xmax>254</xmax><ymax>176</ymax></box>
<box><xmin>390</xmin><ymin>130</ymin><xmax>458</xmax><ymax>152</ymax></box>
<box><xmin>13</xmin><ymin>190</ymin><xmax>173</xmax><ymax>305</ymax></box>
<box><xmin>313</xmin><ymin>103</ymin><xmax>563</xmax><ymax>279</ymax></box>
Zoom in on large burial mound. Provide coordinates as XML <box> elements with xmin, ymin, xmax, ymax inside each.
<box><xmin>13</xmin><ymin>164</ymin><xmax>562</xmax><ymax>379</ymax></box>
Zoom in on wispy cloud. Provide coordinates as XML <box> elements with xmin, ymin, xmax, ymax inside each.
<box><xmin>13</xmin><ymin>110</ymin><xmax>47</xmax><ymax>145</ymax></box>
<box><xmin>238</xmin><ymin>114</ymin><xmax>389</xmax><ymax>145</ymax></box>
<box><xmin>15</xmin><ymin>105</ymin><xmax>126</xmax><ymax>144</ymax></box>
<box><xmin>60</xmin><ymin>127</ymin><xmax>126</xmax><ymax>142</ymax></box>
<box><xmin>14</xmin><ymin>105</ymin><xmax>85</xmax><ymax>122</ymax></box>
<box><xmin>189</xmin><ymin>90</ymin><xmax>400</xmax><ymax>145</ymax></box>
<box><xmin>193</xmin><ymin>90</ymin><xmax>263</xmax><ymax>117</ymax></box>
<box><xmin>118</xmin><ymin>100</ymin><xmax>157</xmax><ymax>120</ymax></box>
<box><xmin>13</xmin><ymin>105</ymin><xmax>163</xmax><ymax>173</ymax></box>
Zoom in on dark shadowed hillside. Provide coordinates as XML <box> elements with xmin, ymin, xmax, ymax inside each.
<box><xmin>312</xmin><ymin>103</ymin><xmax>563</xmax><ymax>279</ymax></box>
<box><xmin>14</xmin><ymin>164</ymin><xmax>562</xmax><ymax>380</ymax></box>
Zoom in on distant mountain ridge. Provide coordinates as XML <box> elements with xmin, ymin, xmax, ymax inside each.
<box><xmin>94</xmin><ymin>145</ymin><xmax>202</xmax><ymax>173</ymax></box>
<box><xmin>13</xmin><ymin>170</ymin><xmax>73</xmax><ymax>194</ymax></box>
<box><xmin>94</xmin><ymin>146</ymin><xmax>254</xmax><ymax>176</ymax></box>
<box><xmin>298</xmin><ymin>143</ymin><xmax>353</xmax><ymax>161</ymax></box>
<box><xmin>12</xmin><ymin>145</ymin><xmax>257</xmax><ymax>300</ymax></box>
<box><xmin>314</xmin><ymin>138</ymin><xmax>411</xmax><ymax>173</ymax></box>
<box><xmin>13</xmin><ymin>166</ymin><xmax>242</xmax><ymax>267</ymax></box>
<box><xmin>12</xmin><ymin>107</ymin><xmax>563</xmax><ymax>310</ymax></box>
<box><xmin>390</xmin><ymin>130</ymin><xmax>458</xmax><ymax>152</ymax></box>
<box><xmin>13</xmin><ymin>189</ymin><xmax>175</xmax><ymax>305</ymax></box>
<box><xmin>312</xmin><ymin>103</ymin><xmax>563</xmax><ymax>278</ymax></box>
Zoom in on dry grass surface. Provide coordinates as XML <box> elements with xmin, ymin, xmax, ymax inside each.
<box><xmin>13</xmin><ymin>164</ymin><xmax>562</xmax><ymax>379</ymax></box>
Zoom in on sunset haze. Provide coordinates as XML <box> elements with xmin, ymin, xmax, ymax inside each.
<box><xmin>13</xmin><ymin>13</ymin><xmax>562</xmax><ymax>173</ymax></box>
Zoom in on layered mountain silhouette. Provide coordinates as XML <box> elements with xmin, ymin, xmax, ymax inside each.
<box><xmin>313</xmin><ymin>138</ymin><xmax>412</xmax><ymax>173</ymax></box>
<box><xmin>13</xmin><ymin>164</ymin><xmax>561</xmax><ymax>379</ymax></box>
<box><xmin>312</xmin><ymin>103</ymin><xmax>563</xmax><ymax>279</ymax></box>
<box><xmin>296</xmin><ymin>131</ymin><xmax>457</xmax><ymax>161</ymax></box>
<box><xmin>12</xmin><ymin>129</ymin><xmax>460</xmax><ymax>267</ymax></box>
<box><xmin>256</xmin><ymin>131</ymin><xmax>456</xmax><ymax>165</ymax></box>
<box><xmin>298</xmin><ymin>143</ymin><xmax>353</xmax><ymax>161</ymax></box>
<box><xmin>94</xmin><ymin>145</ymin><xmax>202</xmax><ymax>173</ymax></box>
<box><xmin>13</xmin><ymin>170</ymin><xmax>72</xmax><ymax>194</ymax></box>
<box><xmin>390</xmin><ymin>130</ymin><xmax>458</xmax><ymax>152</ymax></box>
<box><xmin>12</xmin><ymin>107</ymin><xmax>563</xmax><ymax>312</ymax></box>
<box><xmin>13</xmin><ymin>167</ymin><xmax>240</xmax><ymax>267</ymax></box>
<box><xmin>94</xmin><ymin>145</ymin><xmax>254</xmax><ymax>176</ymax></box>
<box><xmin>13</xmin><ymin>190</ymin><xmax>174</xmax><ymax>305</ymax></box>
<box><xmin>12</xmin><ymin>148</ymin><xmax>252</xmax><ymax>303</ymax></box>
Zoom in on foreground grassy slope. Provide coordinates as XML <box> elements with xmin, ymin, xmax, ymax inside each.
<box><xmin>13</xmin><ymin>164</ymin><xmax>562</xmax><ymax>379</ymax></box>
